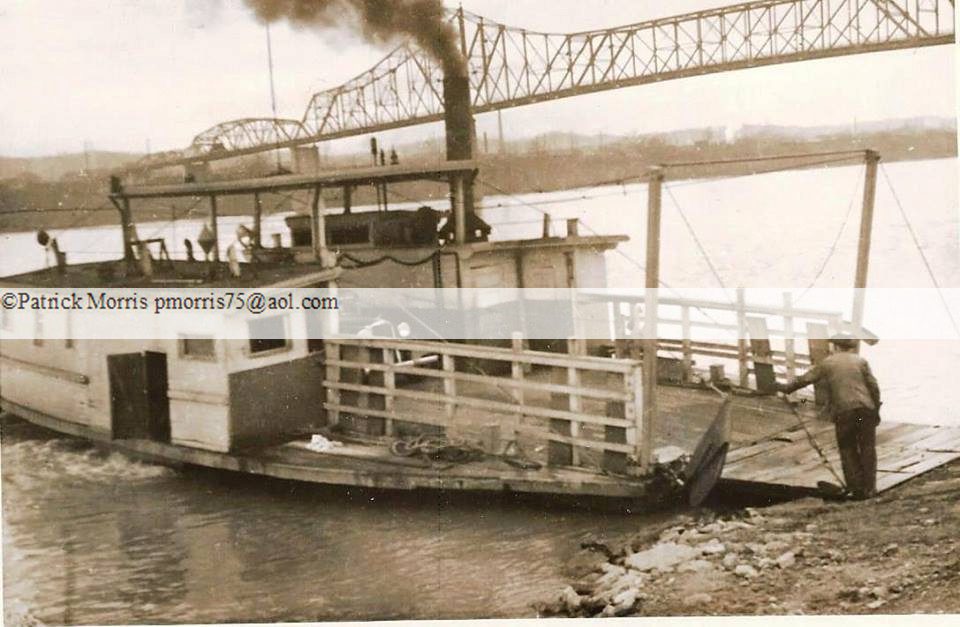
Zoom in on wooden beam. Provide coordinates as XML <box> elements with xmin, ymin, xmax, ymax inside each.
<box><xmin>116</xmin><ymin>160</ymin><xmax>479</xmax><ymax>199</ymax></box>
<box><xmin>852</xmin><ymin>150</ymin><xmax>880</xmax><ymax>335</ymax></box>
<box><xmin>325</xmin><ymin>337</ymin><xmax>637</xmax><ymax>373</ymax></box>
<box><xmin>642</xmin><ymin>166</ymin><xmax>663</xmax><ymax>470</ymax></box>
<box><xmin>325</xmin><ymin>358</ymin><xmax>630</xmax><ymax>402</ymax></box>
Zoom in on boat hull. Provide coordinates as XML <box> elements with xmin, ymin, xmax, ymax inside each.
<box><xmin>1</xmin><ymin>397</ymin><xmax>660</xmax><ymax>505</ymax></box>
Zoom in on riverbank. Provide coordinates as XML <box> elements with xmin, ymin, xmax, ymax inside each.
<box><xmin>2</xmin><ymin>127</ymin><xmax>955</xmax><ymax>233</ymax></box>
<box><xmin>541</xmin><ymin>460</ymin><xmax>960</xmax><ymax>617</ymax></box>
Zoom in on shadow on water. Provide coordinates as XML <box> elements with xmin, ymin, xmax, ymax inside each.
<box><xmin>2</xmin><ymin>412</ymin><xmax>810</xmax><ymax>623</ymax></box>
<box><xmin>2</xmin><ymin>413</ymin><xmax>691</xmax><ymax>622</ymax></box>
<box><xmin>1</xmin><ymin>412</ymin><xmax>799</xmax><ymax>514</ymax></box>
<box><xmin>1</xmin><ymin>413</ymin><xmax>678</xmax><ymax>516</ymax></box>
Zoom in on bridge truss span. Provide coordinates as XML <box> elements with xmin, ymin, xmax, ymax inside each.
<box><xmin>137</xmin><ymin>0</ymin><xmax>955</xmax><ymax>170</ymax></box>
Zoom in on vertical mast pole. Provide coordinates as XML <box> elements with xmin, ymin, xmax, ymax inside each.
<box><xmin>852</xmin><ymin>150</ymin><xmax>879</xmax><ymax>336</ymax></box>
<box><xmin>641</xmin><ymin>166</ymin><xmax>663</xmax><ymax>470</ymax></box>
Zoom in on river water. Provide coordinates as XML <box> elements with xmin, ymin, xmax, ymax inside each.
<box><xmin>2</xmin><ymin>157</ymin><xmax>958</xmax><ymax>623</ymax></box>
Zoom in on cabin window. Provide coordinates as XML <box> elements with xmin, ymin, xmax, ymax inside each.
<box><xmin>179</xmin><ymin>334</ymin><xmax>216</xmax><ymax>360</ymax></box>
<box><xmin>247</xmin><ymin>315</ymin><xmax>289</xmax><ymax>355</ymax></box>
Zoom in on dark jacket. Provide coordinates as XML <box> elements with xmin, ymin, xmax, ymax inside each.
<box><xmin>780</xmin><ymin>351</ymin><xmax>880</xmax><ymax>417</ymax></box>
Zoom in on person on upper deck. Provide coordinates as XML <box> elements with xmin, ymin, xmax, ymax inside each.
<box><xmin>776</xmin><ymin>334</ymin><xmax>882</xmax><ymax>500</ymax></box>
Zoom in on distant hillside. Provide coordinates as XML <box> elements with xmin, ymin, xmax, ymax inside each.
<box><xmin>1</xmin><ymin>116</ymin><xmax>955</xmax><ymax>232</ymax></box>
<box><xmin>2</xmin><ymin>116</ymin><xmax>953</xmax><ymax>181</ymax></box>
<box><xmin>0</xmin><ymin>151</ymin><xmax>143</xmax><ymax>181</ymax></box>
<box><xmin>735</xmin><ymin>116</ymin><xmax>956</xmax><ymax>141</ymax></box>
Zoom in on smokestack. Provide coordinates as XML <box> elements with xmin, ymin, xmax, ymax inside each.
<box><xmin>241</xmin><ymin>0</ymin><xmax>478</xmax><ymax>230</ymax></box>
<box><xmin>443</xmin><ymin>74</ymin><xmax>477</xmax><ymax>223</ymax></box>
<box><xmin>442</xmin><ymin>76</ymin><xmax>474</xmax><ymax>162</ymax></box>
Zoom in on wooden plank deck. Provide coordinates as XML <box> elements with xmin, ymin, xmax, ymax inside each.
<box><xmin>721</xmin><ymin>420</ymin><xmax>960</xmax><ymax>494</ymax></box>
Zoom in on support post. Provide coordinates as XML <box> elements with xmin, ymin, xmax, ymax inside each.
<box><xmin>453</xmin><ymin>175</ymin><xmax>467</xmax><ymax>244</ymax></box>
<box><xmin>442</xmin><ymin>354</ymin><xmax>456</xmax><ymax>420</ymax></box>
<box><xmin>641</xmin><ymin>167</ymin><xmax>663</xmax><ymax>470</ymax></box>
<box><xmin>119</xmin><ymin>197</ymin><xmax>134</xmax><ymax>261</ymax></box>
<box><xmin>325</xmin><ymin>342</ymin><xmax>341</xmax><ymax>427</ymax></box>
<box><xmin>343</xmin><ymin>185</ymin><xmax>352</xmax><ymax>214</ymax></box>
<box><xmin>567</xmin><ymin>337</ymin><xmax>584</xmax><ymax>467</ymax></box>
<box><xmin>681</xmin><ymin>305</ymin><xmax>693</xmax><ymax>380</ymax></box>
<box><xmin>508</xmin><ymin>331</ymin><xmax>524</xmax><ymax>445</ymax></box>
<box><xmin>253</xmin><ymin>192</ymin><xmax>263</xmax><ymax>248</ymax></box>
<box><xmin>310</xmin><ymin>185</ymin><xmax>326</xmax><ymax>262</ymax></box>
<box><xmin>782</xmin><ymin>292</ymin><xmax>797</xmax><ymax>380</ymax></box>
<box><xmin>209</xmin><ymin>195</ymin><xmax>220</xmax><ymax>263</ymax></box>
<box><xmin>806</xmin><ymin>322</ymin><xmax>831</xmax><ymax>408</ymax></box>
<box><xmin>852</xmin><ymin>150</ymin><xmax>880</xmax><ymax>337</ymax></box>
<box><xmin>736</xmin><ymin>287</ymin><xmax>748</xmax><ymax>387</ymax></box>
<box><xmin>382</xmin><ymin>348</ymin><xmax>395</xmax><ymax>437</ymax></box>
<box><xmin>746</xmin><ymin>316</ymin><xmax>776</xmax><ymax>394</ymax></box>
<box><xmin>510</xmin><ymin>332</ymin><xmax>525</xmax><ymax>404</ymax></box>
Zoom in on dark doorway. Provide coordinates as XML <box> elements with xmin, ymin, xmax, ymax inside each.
<box><xmin>108</xmin><ymin>352</ymin><xmax>170</xmax><ymax>442</ymax></box>
<box><xmin>306</xmin><ymin>310</ymin><xmax>325</xmax><ymax>354</ymax></box>
<box><xmin>144</xmin><ymin>351</ymin><xmax>170</xmax><ymax>442</ymax></box>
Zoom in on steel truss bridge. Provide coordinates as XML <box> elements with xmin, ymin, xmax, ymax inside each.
<box><xmin>137</xmin><ymin>0</ymin><xmax>955</xmax><ymax>170</ymax></box>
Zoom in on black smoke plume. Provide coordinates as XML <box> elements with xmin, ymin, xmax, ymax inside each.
<box><xmin>244</xmin><ymin>0</ymin><xmax>467</xmax><ymax>76</ymax></box>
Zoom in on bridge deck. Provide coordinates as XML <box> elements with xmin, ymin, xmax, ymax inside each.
<box><xmin>721</xmin><ymin>421</ymin><xmax>960</xmax><ymax>495</ymax></box>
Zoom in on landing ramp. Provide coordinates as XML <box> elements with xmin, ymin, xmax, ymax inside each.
<box><xmin>721</xmin><ymin>421</ymin><xmax>960</xmax><ymax>495</ymax></box>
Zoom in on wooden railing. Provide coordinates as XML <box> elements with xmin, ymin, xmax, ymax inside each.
<box><xmin>322</xmin><ymin>335</ymin><xmax>648</xmax><ymax>474</ymax></box>
<box><xmin>586</xmin><ymin>288</ymin><xmax>847</xmax><ymax>390</ymax></box>
<box><xmin>320</xmin><ymin>293</ymin><xmax>855</xmax><ymax>473</ymax></box>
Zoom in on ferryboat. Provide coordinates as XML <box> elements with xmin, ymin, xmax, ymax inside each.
<box><xmin>4</xmin><ymin>77</ymin><xmax>958</xmax><ymax>506</ymax></box>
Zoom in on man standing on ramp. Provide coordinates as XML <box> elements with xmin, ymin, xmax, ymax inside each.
<box><xmin>776</xmin><ymin>334</ymin><xmax>882</xmax><ymax>500</ymax></box>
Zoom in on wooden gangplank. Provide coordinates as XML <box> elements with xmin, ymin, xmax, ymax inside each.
<box><xmin>721</xmin><ymin>421</ymin><xmax>960</xmax><ymax>495</ymax></box>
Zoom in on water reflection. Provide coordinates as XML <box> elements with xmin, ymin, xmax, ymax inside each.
<box><xmin>2</xmin><ymin>418</ymin><xmax>651</xmax><ymax>623</ymax></box>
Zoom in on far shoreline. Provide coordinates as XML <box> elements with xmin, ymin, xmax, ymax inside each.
<box><xmin>1</xmin><ymin>145</ymin><xmax>955</xmax><ymax>235</ymax></box>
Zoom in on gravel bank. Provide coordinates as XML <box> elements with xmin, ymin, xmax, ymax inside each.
<box><xmin>540</xmin><ymin>460</ymin><xmax>960</xmax><ymax>617</ymax></box>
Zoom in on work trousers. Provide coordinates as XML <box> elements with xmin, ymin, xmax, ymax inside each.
<box><xmin>834</xmin><ymin>408</ymin><xmax>879</xmax><ymax>498</ymax></box>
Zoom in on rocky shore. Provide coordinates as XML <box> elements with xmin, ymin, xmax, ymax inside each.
<box><xmin>540</xmin><ymin>460</ymin><xmax>960</xmax><ymax>617</ymax></box>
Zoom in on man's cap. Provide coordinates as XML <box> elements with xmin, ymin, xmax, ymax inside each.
<box><xmin>829</xmin><ymin>333</ymin><xmax>859</xmax><ymax>349</ymax></box>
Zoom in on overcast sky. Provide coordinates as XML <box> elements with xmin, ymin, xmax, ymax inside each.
<box><xmin>0</xmin><ymin>0</ymin><xmax>955</xmax><ymax>157</ymax></box>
